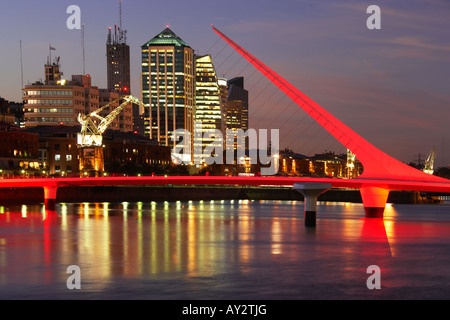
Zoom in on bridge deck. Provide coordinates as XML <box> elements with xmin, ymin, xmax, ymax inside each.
<box><xmin>1</xmin><ymin>176</ymin><xmax>450</xmax><ymax>193</ymax></box>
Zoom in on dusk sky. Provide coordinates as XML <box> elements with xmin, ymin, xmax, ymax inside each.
<box><xmin>1</xmin><ymin>0</ymin><xmax>449</xmax><ymax>167</ymax></box>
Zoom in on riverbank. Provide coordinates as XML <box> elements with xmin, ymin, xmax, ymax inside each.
<box><xmin>0</xmin><ymin>185</ymin><xmax>440</xmax><ymax>204</ymax></box>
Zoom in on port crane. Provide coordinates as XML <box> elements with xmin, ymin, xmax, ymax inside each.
<box><xmin>76</xmin><ymin>94</ymin><xmax>144</xmax><ymax>176</ymax></box>
<box><xmin>77</xmin><ymin>95</ymin><xmax>144</xmax><ymax>147</ymax></box>
<box><xmin>423</xmin><ymin>146</ymin><xmax>436</xmax><ymax>175</ymax></box>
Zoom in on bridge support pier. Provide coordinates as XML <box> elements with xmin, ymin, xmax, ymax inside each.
<box><xmin>360</xmin><ymin>187</ymin><xmax>389</xmax><ymax>218</ymax></box>
<box><xmin>43</xmin><ymin>186</ymin><xmax>58</xmax><ymax>210</ymax></box>
<box><xmin>294</xmin><ymin>182</ymin><xmax>332</xmax><ymax>226</ymax></box>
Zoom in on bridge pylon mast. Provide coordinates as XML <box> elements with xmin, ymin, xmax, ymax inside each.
<box><xmin>211</xmin><ymin>25</ymin><xmax>450</xmax><ymax>219</ymax></box>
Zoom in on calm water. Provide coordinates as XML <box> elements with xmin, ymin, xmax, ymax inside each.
<box><xmin>1</xmin><ymin>199</ymin><xmax>450</xmax><ymax>300</ymax></box>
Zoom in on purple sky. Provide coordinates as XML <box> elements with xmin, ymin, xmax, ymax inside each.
<box><xmin>1</xmin><ymin>0</ymin><xmax>449</xmax><ymax>167</ymax></box>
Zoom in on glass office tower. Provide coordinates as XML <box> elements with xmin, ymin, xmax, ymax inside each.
<box><xmin>194</xmin><ymin>54</ymin><xmax>223</xmax><ymax>164</ymax></box>
<box><xmin>141</xmin><ymin>27</ymin><xmax>194</xmax><ymax>159</ymax></box>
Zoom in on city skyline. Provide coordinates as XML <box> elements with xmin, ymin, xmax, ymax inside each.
<box><xmin>1</xmin><ymin>0</ymin><xmax>449</xmax><ymax>166</ymax></box>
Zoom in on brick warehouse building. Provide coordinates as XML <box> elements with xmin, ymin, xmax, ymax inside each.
<box><xmin>24</xmin><ymin>125</ymin><xmax>171</xmax><ymax>176</ymax></box>
<box><xmin>0</xmin><ymin>122</ymin><xmax>39</xmax><ymax>177</ymax></box>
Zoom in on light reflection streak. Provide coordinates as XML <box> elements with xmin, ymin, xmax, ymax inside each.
<box><xmin>187</xmin><ymin>204</ymin><xmax>196</xmax><ymax>276</ymax></box>
<box><xmin>122</xmin><ymin>203</ymin><xmax>129</xmax><ymax>274</ymax></box>
<box><xmin>175</xmin><ymin>209</ymin><xmax>181</xmax><ymax>271</ymax></box>
<box><xmin>164</xmin><ymin>207</ymin><xmax>169</xmax><ymax>273</ymax></box>
<box><xmin>21</xmin><ymin>205</ymin><xmax>27</xmax><ymax>218</ymax></box>
<box><xmin>83</xmin><ymin>202</ymin><xmax>89</xmax><ymax>220</ymax></box>
<box><xmin>77</xmin><ymin>202</ymin><xmax>111</xmax><ymax>290</ymax></box>
<box><xmin>61</xmin><ymin>203</ymin><xmax>67</xmax><ymax>230</ymax></box>
<box><xmin>137</xmin><ymin>201</ymin><xmax>143</xmax><ymax>275</ymax></box>
<box><xmin>383</xmin><ymin>203</ymin><xmax>396</xmax><ymax>257</ymax></box>
<box><xmin>271</xmin><ymin>217</ymin><xmax>282</xmax><ymax>255</ymax></box>
<box><xmin>0</xmin><ymin>237</ymin><xmax>6</xmax><ymax>284</ymax></box>
<box><xmin>103</xmin><ymin>202</ymin><xmax>109</xmax><ymax>218</ymax></box>
<box><xmin>239</xmin><ymin>211</ymin><xmax>251</xmax><ymax>267</ymax></box>
<box><xmin>151</xmin><ymin>202</ymin><xmax>157</xmax><ymax>274</ymax></box>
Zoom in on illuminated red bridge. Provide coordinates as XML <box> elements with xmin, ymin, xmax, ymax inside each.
<box><xmin>209</xmin><ymin>25</ymin><xmax>450</xmax><ymax>220</ymax></box>
<box><xmin>2</xmin><ymin>26</ymin><xmax>450</xmax><ymax>224</ymax></box>
<box><xmin>1</xmin><ymin>174</ymin><xmax>449</xmax><ymax>209</ymax></box>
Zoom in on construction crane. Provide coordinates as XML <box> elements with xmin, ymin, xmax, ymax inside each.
<box><xmin>77</xmin><ymin>95</ymin><xmax>144</xmax><ymax>147</ymax></box>
<box><xmin>423</xmin><ymin>146</ymin><xmax>436</xmax><ymax>175</ymax></box>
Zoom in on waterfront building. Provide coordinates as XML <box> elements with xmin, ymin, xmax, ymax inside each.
<box><xmin>8</xmin><ymin>101</ymin><xmax>25</xmax><ymax>128</ymax></box>
<box><xmin>23</xmin><ymin>59</ymin><xmax>133</xmax><ymax>134</ymax></box>
<box><xmin>0</xmin><ymin>97</ymin><xmax>16</xmax><ymax>125</ymax></box>
<box><xmin>141</xmin><ymin>27</ymin><xmax>195</xmax><ymax>157</ymax></box>
<box><xmin>23</xmin><ymin>59</ymin><xmax>97</xmax><ymax>128</ymax></box>
<box><xmin>24</xmin><ymin>125</ymin><xmax>79</xmax><ymax>176</ymax></box>
<box><xmin>308</xmin><ymin>152</ymin><xmax>345</xmax><ymax>177</ymax></box>
<box><xmin>194</xmin><ymin>54</ymin><xmax>223</xmax><ymax>164</ymax></box>
<box><xmin>226</xmin><ymin>77</ymin><xmax>248</xmax><ymax>131</ymax></box>
<box><xmin>24</xmin><ymin>125</ymin><xmax>171</xmax><ymax>176</ymax></box>
<box><xmin>0</xmin><ymin>122</ymin><xmax>39</xmax><ymax>177</ymax></box>
<box><xmin>102</xmin><ymin>130</ymin><xmax>171</xmax><ymax>174</ymax></box>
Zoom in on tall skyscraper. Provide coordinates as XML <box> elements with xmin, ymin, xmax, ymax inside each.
<box><xmin>226</xmin><ymin>77</ymin><xmax>248</xmax><ymax>131</ymax></box>
<box><xmin>194</xmin><ymin>54</ymin><xmax>223</xmax><ymax>163</ymax></box>
<box><xmin>141</xmin><ymin>27</ymin><xmax>195</xmax><ymax>156</ymax></box>
<box><xmin>218</xmin><ymin>77</ymin><xmax>228</xmax><ymax>137</ymax></box>
<box><xmin>226</xmin><ymin>77</ymin><xmax>249</xmax><ymax>152</ymax></box>
<box><xmin>106</xmin><ymin>4</ymin><xmax>140</xmax><ymax>135</ymax></box>
<box><xmin>106</xmin><ymin>25</ymin><xmax>130</xmax><ymax>94</ymax></box>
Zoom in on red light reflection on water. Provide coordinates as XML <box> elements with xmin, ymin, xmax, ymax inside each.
<box><xmin>360</xmin><ymin>218</ymin><xmax>392</xmax><ymax>257</ymax></box>
<box><xmin>2</xmin><ymin>201</ymin><xmax>450</xmax><ymax>300</ymax></box>
<box><xmin>0</xmin><ymin>205</ymin><xmax>60</xmax><ymax>286</ymax></box>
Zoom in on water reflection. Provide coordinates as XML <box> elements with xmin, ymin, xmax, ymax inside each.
<box><xmin>1</xmin><ymin>200</ymin><xmax>450</xmax><ymax>299</ymax></box>
<box><xmin>0</xmin><ymin>201</ymin><xmax>307</xmax><ymax>283</ymax></box>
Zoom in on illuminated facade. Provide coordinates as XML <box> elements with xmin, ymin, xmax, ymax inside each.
<box><xmin>0</xmin><ymin>122</ymin><xmax>39</xmax><ymax>177</ymax></box>
<box><xmin>226</xmin><ymin>77</ymin><xmax>248</xmax><ymax>130</ymax></box>
<box><xmin>24</xmin><ymin>125</ymin><xmax>79</xmax><ymax>176</ymax></box>
<box><xmin>23</xmin><ymin>60</ymin><xmax>98</xmax><ymax>128</ymax></box>
<box><xmin>141</xmin><ymin>27</ymin><xmax>195</xmax><ymax>155</ymax></box>
<box><xmin>226</xmin><ymin>77</ymin><xmax>248</xmax><ymax>151</ymax></box>
<box><xmin>218</xmin><ymin>78</ymin><xmax>228</xmax><ymax>136</ymax></box>
<box><xmin>24</xmin><ymin>125</ymin><xmax>171</xmax><ymax>176</ymax></box>
<box><xmin>23</xmin><ymin>61</ymin><xmax>133</xmax><ymax>135</ymax></box>
<box><xmin>194</xmin><ymin>54</ymin><xmax>223</xmax><ymax>163</ymax></box>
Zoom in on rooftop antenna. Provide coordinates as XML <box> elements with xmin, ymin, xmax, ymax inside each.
<box><xmin>119</xmin><ymin>0</ymin><xmax>122</xmax><ymax>31</ymax></box>
<box><xmin>82</xmin><ymin>23</ymin><xmax>86</xmax><ymax>74</ymax></box>
<box><xmin>20</xmin><ymin>40</ymin><xmax>24</xmax><ymax>94</ymax></box>
<box><xmin>107</xmin><ymin>26</ymin><xmax>112</xmax><ymax>45</ymax></box>
<box><xmin>49</xmin><ymin>44</ymin><xmax>53</xmax><ymax>64</ymax></box>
